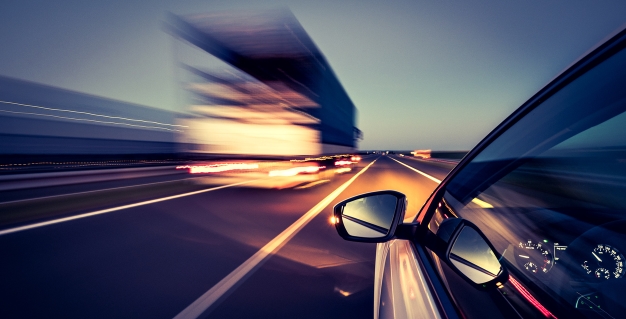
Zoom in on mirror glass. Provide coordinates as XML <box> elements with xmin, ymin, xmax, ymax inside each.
<box><xmin>341</xmin><ymin>194</ymin><xmax>397</xmax><ymax>238</ymax></box>
<box><xmin>449</xmin><ymin>226</ymin><xmax>502</xmax><ymax>284</ymax></box>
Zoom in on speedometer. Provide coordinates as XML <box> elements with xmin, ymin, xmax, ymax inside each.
<box><xmin>581</xmin><ymin>244</ymin><xmax>624</xmax><ymax>280</ymax></box>
<box><xmin>516</xmin><ymin>240</ymin><xmax>554</xmax><ymax>274</ymax></box>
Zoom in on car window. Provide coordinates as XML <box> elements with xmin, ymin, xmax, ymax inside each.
<box><xmin>431</xmin><ymin>38</ymin><xmax>626</xmax><ymax>318</ymax></box>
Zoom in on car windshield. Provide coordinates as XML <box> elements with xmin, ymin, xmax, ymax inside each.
<box><xmin>440</xmin><ymin>38</ymin><xmax>626</xmax><ymax>317</ymax></box>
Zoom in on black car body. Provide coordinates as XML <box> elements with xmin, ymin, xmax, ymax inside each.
<box><xmin>334</xmin><ymin>27</ymin><xmax>626</xmax><ymax>319</ymax></box>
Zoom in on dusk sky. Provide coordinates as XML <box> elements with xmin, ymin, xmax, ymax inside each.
<box><xmin>1</xmin><ymin>0</ymin><xmax>625</xmax><ymax>150</ymax></box>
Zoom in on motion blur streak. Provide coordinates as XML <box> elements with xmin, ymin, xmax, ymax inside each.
<box><xmin>268</xmin><ymin>166</ymin><xmax>320</xmax><ymax>176</ymax></box>
<box><xmin>173</xmin><ymin>159</ymin><xmax>378</xmax><ymax>319</ymax></box>
<box><xmin>471</xmin><ymin>198</ymin><xmax>494</xmax><ymax>209</ymax></box>
<box><xmin>509</xmin><ymin>276</ymin><xmax>557</xmax><ymax>318</ymax></box>
<box><xmin>177</xmin><ymin>163</ymin><xmax>260</xmax><ymax>174</ymax></box>
<box><xmin>0</xmin><ymin>109</ymin><xmax>182</xmax><ymax>132</ymax></box>
<box><xmin>334</xmin><ymin>160</ymin><xmax>353</xmax><ymax>166</ymax></box>
<box><xmin>167</xmin><ymin>9</ymin><xmax>359</xmax><ymax>156</ymax></box>
<box><xmin>0</xmin><ymin>100</ymin><xmax>186</xmax><ymax>127</ymax></box>
<box><xmin>0</xmin><ymin>179</ymin><xmax>259</xmax><ymax>236</ymax></box>
<box><xmin>411</xmin><ymin>150</ymin><xmax>432</xmax><ymax>159</ymax></box>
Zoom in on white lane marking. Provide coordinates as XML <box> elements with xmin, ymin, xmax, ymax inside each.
<box><xmin>0</xmin><ymin>176</ymin><xmax>206</xmax><ymax>206</ymax></box>
<box><xmin>0</xmin><ymin>179</ymin><xmax>259</xmax><ymax>236</ymax></box>
<box><xmin>390</xmin><ymin>157</ymin><xmax>494</xmax><ymax>208</ymax></box>
<box><xmin>174</xmin><ymin>159</ymin><xmax>379</xmax><ymax>319</ymax></box>
<box><xmin>389</xmin><ymin>157</ymin><xmax>442</xmax><ymax>183</ymax></box>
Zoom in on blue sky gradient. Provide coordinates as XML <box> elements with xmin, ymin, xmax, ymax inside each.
<box><xmin>1</xmin><ymin>0</ymin><xmax>625</xmax><ymax>150</ymax></box>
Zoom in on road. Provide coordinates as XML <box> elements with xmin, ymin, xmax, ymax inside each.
<box><xmin>0</xmin><ymin>155</ymin><xmax>455</xmax><ymax>319</ymax></box>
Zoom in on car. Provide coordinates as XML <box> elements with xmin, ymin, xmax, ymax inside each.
<box><xmin>333</xmin><ymin>27</ymin><xmax>626</xmax><ymax>319</ymax></box>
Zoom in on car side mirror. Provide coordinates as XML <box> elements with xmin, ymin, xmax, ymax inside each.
<box><xmin>433</xmin><ymin>218</ymin><xmax>508</xmax><ymax>289</ymax></box>
<box><xmin>333</xmin><ymin>190</ymin><xmax>407</xmax><ymax>243</ymax></box>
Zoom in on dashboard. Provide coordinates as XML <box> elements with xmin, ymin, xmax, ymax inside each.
<box><xmin>511</xmin><ymin>220</ymin><xmax>626</xmax><ymax>317</ymax></box>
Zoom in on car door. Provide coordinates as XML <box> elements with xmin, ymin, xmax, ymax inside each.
<box><xmin>407</xmin><ymin>27</ymin><xmax>626</xmax><ymax>319</ymax></box>
<box><xmin>335</xmin><ymin>27</ymin><xmax>626</xmax><ymax>319</ymax></box>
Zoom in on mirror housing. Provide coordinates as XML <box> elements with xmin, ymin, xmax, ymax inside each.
<box><xmin>431</xmin><ymin>218</ymin><xmax>508</xmax><ymax>289</ymax></box>
<box><xmin>333</xmin><ymin>190</ymin><xmax>408</xmax><ymax>243</ymax></box>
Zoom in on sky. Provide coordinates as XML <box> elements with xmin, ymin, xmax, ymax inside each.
<box><xmin>1</xmin><ymin>0</ymin><xmax>625</xmax><ymax>150</ymax></box>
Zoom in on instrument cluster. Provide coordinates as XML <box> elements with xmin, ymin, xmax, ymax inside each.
<box><xmin>511</xmin><ymin>220</ymin><xmax>626</xmax><ymax>315</ymax></box>
<box><xmin>514</xmin><ymin>239</ymin><xmax>624</xmax><ymax>281</ymax></box>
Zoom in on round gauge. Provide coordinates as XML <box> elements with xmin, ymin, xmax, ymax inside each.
<box><xmin>524</xmin><ymin>262</ymin><xmax>538</xmax><ymax>273</ymax></box>
<box><xmin>517</xmin><ymin>240</ymin><xmax>554</xmax><ymax>274</ymax></box>
<box><xmin>595</xmin><ymin>268</ymin><xmax>610</xmax><ymax>279</ymax></box>
<box><xmin>582</xmin><ymin>261</ymin><xmax>591</xmax><ymax>274</ymax></box>
<box><xmin>581</xmin><ymin>244</ymin><xmax>624</xmax><ymax>280</ymax></box>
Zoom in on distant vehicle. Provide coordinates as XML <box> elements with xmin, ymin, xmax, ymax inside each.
<box><xmin>333</xmin><ymin>28</ymin><xmax>626</xmax><ymax>318</ymax></box>
<box><xmin>411</xmin><ymin>149</ymin><xmax>431</xmax><ymax>159</ymax></box>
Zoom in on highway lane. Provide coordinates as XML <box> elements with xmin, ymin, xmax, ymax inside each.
<box><xmin>207</xmin><ymin>155</ymin><xmax>453</xmax><ymax>319</ymax></box>
<box><xmin>0</xmin><ymin>168</ymin><xmax>190</xmax><ymax>203</ymax></box>
<box><xmin>389</xmin><ymin>155</ymin><xmax>457</xmax><ymax>183</ymax></box>
<box><xmin>0</xmin><ymin>155</ymin><xmax>454</xmax><ymax>318</ymax></box>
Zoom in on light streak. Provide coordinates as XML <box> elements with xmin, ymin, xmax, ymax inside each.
<box><xmin>471</xmin><ymin>198</ymin><xmax>494</xmax><ymax>208</ymax></box>
<box><xmin>290</xmin><ymin>154</ymin><xmax>354</xmax><ymax>162</ymax></box>
<box><xmin>0</xmin><ymin>100</ymin><xmax>186</xmax><ymax>127</ymax></box>
<box><xmin>268</xmin><ymin>166</ymin><xmax>320</xmax><ymax>177</ymax></box>
<box><xmin>334</xmin><ymin>160</ymin><xmax>352</xmax><ymax>166</ymax></box>
<box><xmin>509</xmin><ymin>276</ymin><xmax>557</xmax><ymax>318</ymax></box>
<box><xmin>0</xmin><ymin>159</ymin><xmax>178</xmax><ymax>168</ymax></box>
<box><xmin>177</xmin><ymin>163</ymin><xmax>259</xmax><ymax>174</ymax></box>
<box><xmin>0</xmin><ymin>109</ymin><xmax>182</xmax><ymax>132</ymax></box>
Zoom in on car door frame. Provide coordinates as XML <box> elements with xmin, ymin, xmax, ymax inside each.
<box><xmin>378</xmin><ymin>28</ymin><xmax>626</xmax><ymax>319</ymax></box>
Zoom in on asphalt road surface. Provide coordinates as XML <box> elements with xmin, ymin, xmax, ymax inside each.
<box><xmin>0</xmin><ymin>155</ymin><xmax>455</xmax><ymax>319</ymax></box>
